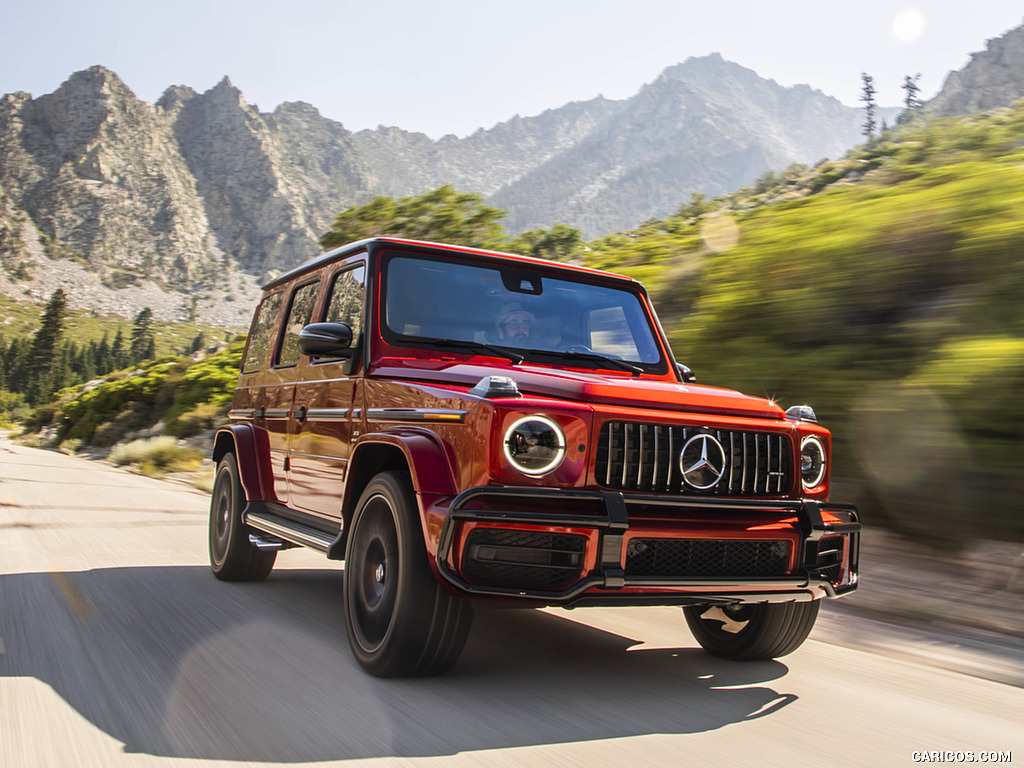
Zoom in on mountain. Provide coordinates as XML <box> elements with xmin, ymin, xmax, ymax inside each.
<box><xmin>0</xmin><ymin>44</ymin><xmax>979</xmax><ymax>322</ymax></box>
<box><xmin>927</xmin><ymin>20</ymin><xmax>1024</xmax><ymax>118</ymax></box>
<box><xmin>0</xmin><ymin>68</ymin><xmax>217</xmax><ymax>285</ymax></box>
<box><xmin>490</xmin><ymin>55</ymin><xmax>875</xmax><ymax>234</ymax></box>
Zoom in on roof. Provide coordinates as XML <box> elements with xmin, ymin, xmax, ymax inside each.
<box><xmin>262</xmin><ymin>237</ymin><xmax>642</xmax><ymax>291</ymax></box>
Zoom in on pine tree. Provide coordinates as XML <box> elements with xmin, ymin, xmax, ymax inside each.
<box><xmin>130</xmin><ymin>307</ymin><xmax>155</xmax><ymax>364</ymax></box>
<box><xmin>95</xmin><ymin>331</ymin><xmax>111</xmax><ymax>374</ymax></box>
<box><xmin>111</xmin><ymin>327</ymin><xmax>127</xmax><ymax>369</ymax></box>
<box><xmin>902</xmin><ymin>73</ymin><xmax>922</xmax><ymax>110</ymax></box>
<box><xmin>53</xmin><ymin>341</ymin><xmax>74</xmax><ymax>393</ymax></box>
<box><xmin>24</xmin><ymin>288</ymin><xmax>67</xmax><ymax>404</ymax></box>
<box><xmin>4</xmin><ymin>336</ymin><xmax>26</xmax><ymax>392</ymax></box>
<box><xmin>898</xmin><ymin>73</ymin><xmax>923</xmax><ymax>124</ymax></box>
<box><xmin>859</xmin><ymin>73</ymin><xmax>878</xmax><ymax>139</ymax></box>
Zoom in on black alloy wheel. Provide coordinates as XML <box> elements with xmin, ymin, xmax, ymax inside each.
<box><xmin>209</xmin><ymin>452</ymin><xmax>276</xmax><ymax>581</ymax></box>
<box><xmin>343</xmin><ymin>471</ymin><xmax>473</xmax><ymax>677</ymax></box>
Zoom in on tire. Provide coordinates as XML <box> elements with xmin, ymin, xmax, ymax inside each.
<box><xmin>209</xmin><ymin>452</ymin><xmax>276</xmax><ymax>581</ymax></box>
<box><xmin>344</xmin><ymin>471</ymin><xmax>473</xmax><ymax>677</ymax></box>
<box><xmin>683</xmin><ymin>600</ymin><xmax>820</xmax><ymax>660</ymax></box>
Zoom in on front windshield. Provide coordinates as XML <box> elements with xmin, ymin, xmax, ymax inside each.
<box><xmin>381</xmin><ymin>252</ymin><xmax>665</xmax><ymax>369</ymax></box>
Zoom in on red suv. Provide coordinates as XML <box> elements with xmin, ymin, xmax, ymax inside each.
<box><xmin>210</xmin><ymin>237</ymin><xmax>860</xmax><ymax>676</ymax></box>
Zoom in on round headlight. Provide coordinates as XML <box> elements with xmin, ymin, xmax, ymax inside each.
<box><xmin>503</xmin><ymin>416</ymin><xmax>566</xmax><ymax>476</ymax></box>
<box><xmin>800</xmin><ymin>435</ymin><xmax>827</xmax><ymax>490</ymax></box>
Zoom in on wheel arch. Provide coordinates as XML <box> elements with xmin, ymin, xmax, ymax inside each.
<box><xmin>341</xmin><ymin>431</ymin><xmax>457</xmax><ymax>540</ymax></box>
<box><xmin>212</xmin><ymin>425</ymin><xmax>274</xmax><ymax>503</ymax></box>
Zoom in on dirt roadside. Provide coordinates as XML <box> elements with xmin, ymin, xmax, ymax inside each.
<box><xmin>818</xmin><ymin>527</ymin><xmax>1024</xmax><ymax>687</ymax></box>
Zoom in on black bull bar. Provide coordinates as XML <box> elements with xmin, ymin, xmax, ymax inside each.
<box><xmin>434</xmin><ymin>487</ymin><xmax>860</xmax><ymax>606</ymax></box>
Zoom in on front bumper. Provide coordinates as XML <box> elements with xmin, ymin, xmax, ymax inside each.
<box><xmin>434</xmin><ymin>487</ymin><xmax>860</xmax><ymax>607</ymax></box>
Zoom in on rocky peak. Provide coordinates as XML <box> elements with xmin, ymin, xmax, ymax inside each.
<box><xmin>207</xmin><ymin>76</ymin><xmax>247</xmax><ymax>108</ymax></box>
<box><xmin>274</xmin><ymin>100</ymin><xmax>323</xmax><ymax>119</ymax></box>
<box><xmin>61</xmin><ymin>65</ymin><xmax>133</xmax><ymax>99</ymax></box>
<box><xmin>661</xmin><ymin>53</ymin><xmax>772</xmax><ymax>94</ymax></box>
<box><xmin>29</xmin><ymin>66</ymin><xmax>153</xmax><ymax>156</ymax></box>
<box><xmin>659</xmin><ymin>53</ymin><xmax>838</xmax><ymax>113</ymax></box>
<box><xmin>156</xmin><ymin>84</ymin><xmax>199</xmax><ymax>114</ymax></box>
<box><xmin>0</xmin><ymin>68</ymin><xmax>221</xmax><ymax>292</ymax></box>
<box><xmin>664</xmin><ymin>52</ymin><xmax>740</xmax><ymax>79</ymax></box>
<box><xmin>928</xmin><ymin>21</ymin><xmax>1024</xmax><ymax>117</ymax></box>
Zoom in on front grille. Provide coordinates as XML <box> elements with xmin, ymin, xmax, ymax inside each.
<box><xmin>625</xmin><ymin>538</ymin><xmax>791</xmax><ymax>578</ymax></box>
<box><xmin>461</xmin><ymin>529</ymin><xmax>586</xmax><ymax>591</ymax></box>
<box><xmin>595</xmin><ymin>421</ymin><xmax>793</xmax><ymax>496</ymax></box>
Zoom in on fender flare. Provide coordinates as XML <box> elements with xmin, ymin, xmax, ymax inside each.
<box><xmin>345</xmin><ymin>429</ymin><xmax>457</xmax><ymax>504</ymax></box>
<box><xmin>212</xmin><ymin>424</ymin><xmax>275</xmax><ymax>503</ymax></box>
<box><xmin>341</xmin><ymin>430</ymin><xmax>459</xmax><ymax>560</ymax></box>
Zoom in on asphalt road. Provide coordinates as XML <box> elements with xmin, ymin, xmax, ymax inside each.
<box><xmin>2</xmin><ymin>438</ymin><xmax>1021</xmax><ymax>767</ymax></box>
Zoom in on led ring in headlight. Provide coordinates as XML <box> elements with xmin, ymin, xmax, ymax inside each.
<box><xmin>503</xmin><ymin>416</ymin><xmax>566</xmax><ymax>476</ymax></box>
<box><xmin>800</xmin><ymin>435</ymin><xmax>827</xmax><ymax>490</ymax></box>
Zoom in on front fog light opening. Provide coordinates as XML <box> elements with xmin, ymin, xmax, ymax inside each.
<box><xmin>504</xmin><ymin>416</ymin><xmax>566</xmax><ymax>476</ymax></box>
<box><xmin>800</xmin><ymin>435</ymin><xmax>827</xmax><ymax>490</ymax></box>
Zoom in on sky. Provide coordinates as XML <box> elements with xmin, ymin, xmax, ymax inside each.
<box><xmin>1</xmin><ymin>1</ymin><xmax>1022</xmax><ymax>139</ymax></box>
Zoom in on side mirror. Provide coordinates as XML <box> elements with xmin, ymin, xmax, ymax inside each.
<box><xmin>298</xmin><ymin>322</ymin><xmax>353</xmax><ymax>357</ymax></box>
<box><xmin>676</xmin><ymin>363</ymin><xmax>696</xmax><ymax>383</ymax></box>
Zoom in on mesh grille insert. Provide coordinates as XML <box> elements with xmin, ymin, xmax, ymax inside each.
<box><xmin>625</xmin><ymin>538</ymin><xmax>791</xmax><ymax>578</ymax></box>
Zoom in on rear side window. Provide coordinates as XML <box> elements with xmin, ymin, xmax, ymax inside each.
<box><xmin>241</xmin><ymin>292</ymin><xmax>283</xmax><ymax>374</ymax></box>
<box><xmin>276</xmin><ymin>280</ymin><xmax>321</xmax><ymax>367</ymax></box>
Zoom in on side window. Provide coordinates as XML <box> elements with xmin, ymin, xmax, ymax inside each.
<box><xmin>241</xmin><ymin>292</ymin><xmax>283</xmax><ymax>374</ymax></box>
<box><xmin>324</xmin><ymin>265</ymin><xmax>365</xmax><ymax>337</ymax></box>
<box><xmin>276</xmin><ymin>280</ymin><xmax>321</xmax><ymax>367</ymax></box>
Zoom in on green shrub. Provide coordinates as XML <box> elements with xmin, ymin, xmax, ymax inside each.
<box><xmin>163</xmin><ymin>341</ymin><xmax>242</xmax><ymax>434</ymax></box>
<box><xmin>53</xmin><ymin>345</ymin><xmax>240</xmax><ymax>445</ymax></box>
<box><xmin>0</xmin><ymin>390</ymin><xmax>32</xmax><ymax>427</ymax></box>
<box><xmin>174</xmin><ymin>401</ymin><xmax>227</xmax><ymax>438</ymax></box>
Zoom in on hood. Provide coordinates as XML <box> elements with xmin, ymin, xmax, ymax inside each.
<box><xmin>370</xmin><ymin>359</ymin><xmax>786</xmax><ymax>420</ymax></box>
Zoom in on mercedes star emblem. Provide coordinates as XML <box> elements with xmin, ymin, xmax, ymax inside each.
<box><xmin>680</xmin><ymin>433</ymin><xmax>727</xmax><ymax>489</ymax></box>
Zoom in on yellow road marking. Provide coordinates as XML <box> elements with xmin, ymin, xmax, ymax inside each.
<box><xmin>50</xmin><ymin>572</ymin><xmax>92</xmax><ymax>620</ymax></box>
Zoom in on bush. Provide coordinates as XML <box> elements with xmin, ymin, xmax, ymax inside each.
<box><xmin>174</xmin><ymin>402</ymin><xmax>227</xmax><ymax>438</ymax></box>
<box><xmin>58</xmin><ymin>360</ymin><xmax>185</xmax><ymax>444</ymax></box>
<box><xmin>165</xmin><ymin>344</ymin><xmax>242</xmax><ymax>419</ymax></box>
<box><xmin>52</xmin><ymin>343</ymin><xmax>241</xmax><ymax>446</ymax></box>
<box><xmin>58</xmin><ymin>438</ymin><xmax>83</xmax><ymax>455</ymax></box>
<box><xmin>0</xmin><ymin>390</ymin><xmax>32</xmax><ymax>427</ymax></box>
<box><xmin>109</xmin><ymin>436</ymin><xmax>203</xmax><ymax>476</ymax></box>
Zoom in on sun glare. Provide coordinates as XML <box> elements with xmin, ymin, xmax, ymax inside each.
<box><xmin>892</xmin><ymin>8</ymin><xmax>926</xmax><ymax>43</ymax></box>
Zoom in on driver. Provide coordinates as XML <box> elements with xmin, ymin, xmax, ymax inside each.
<box><xmin>495</xmin><ymin>302</ymin><xmax>534</xmax><ymax>343</ymax></box>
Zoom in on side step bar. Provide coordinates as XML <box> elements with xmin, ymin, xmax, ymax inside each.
<box><xmin>244</xmin><ymin>504</ymin><xmax>338</xmax><ymax>555</ymax></box>
<box><xmin>249</xmin><ymin>533</ymin><xmax>289</xmax><ymax>551</ymax></box>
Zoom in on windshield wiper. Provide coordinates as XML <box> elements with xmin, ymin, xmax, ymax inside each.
<box><xmin>394</xmin><ymin>334</ymin><xmax>524</xmax><ymax>364</ymax></box>
<box><xmin>525</xmin><ymin>348</ymin><xmax>643</xmax><ymax>375</ymax></box>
